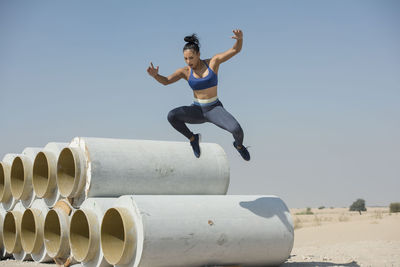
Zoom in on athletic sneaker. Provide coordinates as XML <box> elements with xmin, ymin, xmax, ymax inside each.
<box><xmin>190</xmin><ymin>134</ymin><xmax>201</xmax><ymax>158</ymax></box>
<box><xmin>233</xmin><ymin>141</ymin><xmax>250</xmax><ymax>161</ymax></box>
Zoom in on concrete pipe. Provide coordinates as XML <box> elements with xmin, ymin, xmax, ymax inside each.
<box><xmin>0</xmin><ymin>207</ymin><xmax>3</xmax><ymax>258</ymax></box>
<box><xmin>70</xmin><ymin>198</ymin><xmax>116</xmax><ymax>267</ymax></box>
<box><xmin>21</xmin><ymin>198</ymin><xmax>52</xmax><ymax>263</ymax></box>
<box><xmin>0</xmin><ymin>206</ymin><xmax>10</xmax><ymax>259</ymax></box>
<box><xmin>1</xmin><ymin>206</ymin><xmax>13</xmax><ymax>259</ymax></box>
<box><xmin>101</xmin><ymin>195</ymin><xmax>294</xmax><ymax>267</ymax></box>
<box><xmin>44</xmin><ymin>199</ymin><xmax>76</xmax><ymax>265</ymax></box>
<box><xmin>1</xmin><ymin>154</ymin><xmax>18</xmax><ymax>211</ymax></box>
<box><xmin>57</xmin><ymin>137</ymin><xmax>229</xmax><ymax>207</ymax></box>
<box><xmin>0</xmin><ymin>206</ymin><xmax>12</xmax><ymax>260</ymax></box>
<box><xmin>3</xmin><ymin>202</ymin><xmax>32</xmax><ymax>261</ymax></box>
<box><xmin>10</xmin><ymin>147</ymin><xmax>42</xmax><ymax>208</ymax></box>
<box><xmin>32</xmin><ymin>142</ymin><xmax>68</xmax><ymax>208</ymax></box>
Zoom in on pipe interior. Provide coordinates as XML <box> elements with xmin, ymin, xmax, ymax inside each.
<box><xmin>57</xmin><ymin>148</ymin><xmax>76</xmax><ymax>197</ymax></box>
<box><xmin>70</xmin><ymin>210</ymin><xmax>90</xmax><ymax>261</ymax></box>
<box><xmin>10</xmin><ymin>157</ymin><xmax>24</xmax><ymax>199</ymax></box>
<box><xmin>44</xmin><ymin>209</ymin><xmax>61</xmax><ymax>255</ymax></box>
<box><xmin>3</xmin><ymin>212</ymin><xmax>17</xmax><ymax>252</ymax></box>
<box><xmin>0</xmin><ymin>163</ymin><xmax>5</xmax><ymax>200</ymax></box>
<box><xmin>101</xmin><ymin>208</ymin><xmax>125</xmax><ymax>265</ymax></box>
<box><xmin>21</xmin><ymin>209</ymin><xmax>37</xmax><ymax>253</ymax></box>
<box><xmin>32</xmin><ymin>152</ymin><xmax>49</xmax><ymax>197</ymax></box>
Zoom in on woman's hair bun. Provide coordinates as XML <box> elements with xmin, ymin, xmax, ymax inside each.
<box><xmin>183</xmin><ymin>33</ymin><xmax>200</xmax><ymax>52</ymax></box>
<box><xmin>184</xmin><ymin>34</ymin><xmax>199</xmax><ymax>44</ymax></box>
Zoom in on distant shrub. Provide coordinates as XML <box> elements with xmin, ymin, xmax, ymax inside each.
<box><xmin>306</xmin><ymin>207</ymin><xmax>313</xmax><ymax>214</ymax></box>
<box><xmin>390</xmin><ymin>202</ymin><xmax>400</xmax><ymax>213</ymax></box>
<box><xmin>350</xmin><ymin>199</ymin><xmax>367</xmax><ymax>214</ymax></box>
<box><xmin>296</xmin><ymin>207</ymin><xmax>314</xmax><ymax>215</ymax></box>
<box><xmin>318</xmin><ymin>206</ymin><xmax>325</xmax><ymax>210</ymax></box>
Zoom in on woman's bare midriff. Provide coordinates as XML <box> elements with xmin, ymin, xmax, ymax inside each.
<box><xmin>193</xmin><ymin>86</ymin><xmax>218</xmax><ymax>99</ymax></box>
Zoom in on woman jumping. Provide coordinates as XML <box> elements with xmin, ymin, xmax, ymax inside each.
<box><xmin>147</xmin><ymin>29</ymin><xmax>250</xmax><ymax>161</ymax></box>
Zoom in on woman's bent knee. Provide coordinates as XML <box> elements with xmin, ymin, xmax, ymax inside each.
<box><xmin>167</xmin><ymin>109</ymin><xmax>178</xmax><ymax>123</ymax></box>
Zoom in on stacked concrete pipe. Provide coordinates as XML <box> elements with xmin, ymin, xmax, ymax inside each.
<box><xmin>21</xmin><ymin>198</ymin><xmax>52</xmax><ymax>262</ymax></box>
<box><xmin>44</xmin><ymin>199</ymin><xmax>76</xmax><ymax>265</ymax></box>
<box><xmin>57</xmin><ymin>137</ymin><xmax>230</xmax><ymax>207</ymax></box>
<box><xmin>10</xmin><ymin>147</ymin><xmax>42</xmax><ymax>208</ymax></box>
<box><xmin>1</xmin><ymin>137</ymin><xmax>294</xmax><ymax>265</ymax></box>
<box><xmin>1</xmin><ymin>154</ymin><xmax>18</xmax><ymax>259</ymax></box>
<box><xmin>0</xmin><ymin>206</ymin><xmax>6</xmax><ymax>259</ymax></box>
<box><xmin>101</xmin><ymin>195</ymin><xmax>294</xmax><ymax>267</ymax></box>
<box><xmin>2</xmin><ymin>202</ymin><xmax>31</xmax><ymax>261</ymax></box>
<box><xmin>32</xmin><ymin>142</ymin><xmax>68</xmax><ymax>208</ymax></box>
<box><xmin>69</xmin><ymin>198</ymin><xmax>116</xmax><ymax>267</ymax></box>
<box><xmin>1</xmin><ymin>154</ymin><xmax>18</xmax><ymax>211</ymax></box>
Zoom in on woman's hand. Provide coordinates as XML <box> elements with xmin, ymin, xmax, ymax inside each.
<box><xmin>231</xmin><ymin>29</ymin><xmax>243</xmax><ymax>40</ymax></box>
<box><xmin>147</xmin><ymin>62</ymin><xmax>159</xmax><ymax>78</ymax></box>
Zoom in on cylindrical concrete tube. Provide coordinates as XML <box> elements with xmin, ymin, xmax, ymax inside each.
<box><xmin>32</xmin><ymin>142</ymin><xmax>68</xmax><ymax>208</ymax></box>
<box><xmin>101</xmin><ymin>195</ymin><xmax>294</xmax><ymax>267</ymax></box>
<box><xmin>0</xmin><ymin>206</ymin><xmax>13</xmax><ymax>260</ymax></box>
<box><xmin>1</xmin><ymin>154</ymin><xmax>18</xmax><ymax>211</ymax></box>
<box><xmin>10</xmin><ymin>147</ymin><xmax>42</xmax><ymax>208</ymax></box>
<box><xmin>0</xmin><ymin>206</ymin><xmax>11</xmax><ymax>259</ymax></box>
<box><xmin>0</xmin><ymin>207</ymin><xmax>3</xmax><ymax>258</ymax></box>
<box><xmin>57</xmin><ymin>137</ymin><xmax>229</xmax><ymax>207</ymax></box>
<box><xmin>70</xmin><ymin>198</ymin><xmax>116</xmax><ymax>267</ymax></box>
<box><xmin>44</xmin><ymin>199</ymin><xmax>76</xmax><ymax>265</ymax></box>
<box><xmin>3</xmin><ymin>202</ymin><xmax>31</xmax><ymax>261</ymax></box>
<box><xmin>21</xmin><ymin>198</ymin><xmax>52</xmax><ymax>263</ymax></box>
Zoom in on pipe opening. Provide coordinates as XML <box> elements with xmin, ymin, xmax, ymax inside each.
<box><xmin>10</xmin><ymin>157</ymin><xmax>24</xmax><ymax>199</ymax></box>
<box><xmin>70</xmin><ymin>210</ymin><xmax>90</xmax><ymax>261</ymax></box>
<box><xmin>3</xmin><ymin>212</ymin><xmax>17</xmax><ymax>253</ymax></box>
<box><xmin>32</xmin><ymin>152</ymin><xmax>50</xmax><ymax>197</ymax></box>
<box><xmin>21</xmin><ymin>209</ymin><xmax>37</xmax><ymax>253</ymax></box>
<box><xmin>0</xmin><ymin>163</ymin><xmax>6</xmax><ymax>200</ymax></box>
<box><xmin>101</xmin><ymin>208</ymin><xmax>126</xmax><ymax>265</ymax></box>
<box><xmin>44</xmin><ymin>209</ymin><xmax>61</xmax><ymax>255</ymax></box>
<box><xmin>57</xmin><ymin>148</ymin><xmax>76</xmax><ymax>197</ymax></box>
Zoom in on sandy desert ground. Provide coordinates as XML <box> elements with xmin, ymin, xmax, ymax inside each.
<box><xmin>283</xmin><ymin>207</ymin><xmax>400</xmax><ymax>267</ymax></box>
<box><xmin>1</xmin><ymin>207</ymin><xmax>399</xmax><ymax>267</ymax></box>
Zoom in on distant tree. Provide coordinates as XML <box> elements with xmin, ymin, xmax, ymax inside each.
<box><xmin>318</xmin><ymin>206</ymin><xmax>325</xmax><ymax>210</ymax></box>
<box><xmin>349</xmin><ymin>199</ymin><xmax>367</xmax><ymax>214</ymax></box>
<box><xmin>306</xmin><ymin>207</ymin><xmax>313</xmax><ymax>214</ymax></box>
<box><xmin>390</xmin><ymin>202</ymin><xmax>400</xmax><ymax>213</ymax></box>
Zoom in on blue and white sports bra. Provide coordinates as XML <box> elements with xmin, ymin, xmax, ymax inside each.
<box><xmin>188</xmin><ymin>60</ymin><xmax>218</xmax><ymax>90</ymax></box>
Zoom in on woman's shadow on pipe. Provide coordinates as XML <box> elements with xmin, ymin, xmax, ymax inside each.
<box><xmin>239</xmin><ymin>198</ymin><xmax>361</xmax><ymax>267</ymax></box>
<box><xmin>239</xmin><ymin>197</ymin><xmax>293</xmax><ymax>233</ymax></box>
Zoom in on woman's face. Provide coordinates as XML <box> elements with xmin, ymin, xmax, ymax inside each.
<box><xmin>183</xmin><ymin>49</ymin><xmax>200</xmax><ymax>68</ymax></box>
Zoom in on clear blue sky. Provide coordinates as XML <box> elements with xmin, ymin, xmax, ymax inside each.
<box><xmin>1</xmin><ymin>0</ymin><xmax>399</xmax><ymax>208</ymax></box>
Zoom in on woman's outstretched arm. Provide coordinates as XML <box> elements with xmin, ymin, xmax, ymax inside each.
<box><xmin>213</xmin><ymin>29</ymin><xmax>243</xmax><ymax>65</ymax></box>
<box><xmin>147</xmin><ymin>62</ymin><xmax>186</xmax><ymax>85</ymax></box>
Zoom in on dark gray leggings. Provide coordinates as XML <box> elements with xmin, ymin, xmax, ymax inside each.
<box><xmin>167</xmin><ymin>100</ymin><xmax>244</xmax><ymax>146</ymax></box>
